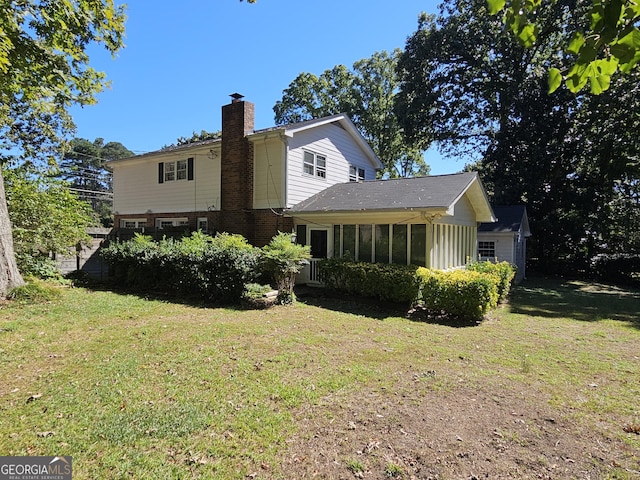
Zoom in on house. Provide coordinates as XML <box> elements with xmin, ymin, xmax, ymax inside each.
<box><xmin>286</xmin><ymin>172</ymin><xmax>495</xmax><ymax>283</ymax></box>
<box><xmin>109</xmin><ymin>95</ymin><xmax>496</xmax><ymax>283</ymax></box>
<box><xmin>478</xmin><ymin>205</ymin><xmax>531</xmax><ymax>283</ymax></box>
<box><xmin>108</xmin><ymin>94</ymin><xmax>381</xmax><ymax>247</ymax></box>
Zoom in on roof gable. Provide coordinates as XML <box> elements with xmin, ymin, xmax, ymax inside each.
<box><xmin>479</xmin><ymin>205</ymin><xmax>531</xmax><ymax>235</ymax></box>
<box><xmin>249</xmin><ymin>114</ymin><xmax>383</xmax><ymax>170</ymax></box>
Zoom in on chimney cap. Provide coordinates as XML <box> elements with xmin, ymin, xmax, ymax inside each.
<box><xmin>230</xmin><ymin>93</ymin><xmax>244</xmax><ymax>102</ymax></box>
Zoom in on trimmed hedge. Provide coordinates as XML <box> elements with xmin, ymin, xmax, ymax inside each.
<box><xmin>416</xmin><ymin>268</ymin><xmax>499</xmax><ymax>322</ymax></box>
<box><xmin>319</xmin><ymin>258</ymin><xmax>514</xmax><ymax>322</ymax></box>
<box><xmin>466</xmin><ymin>261</ymin><xmax>516</xmax><ymax>302</ymax></box>
<box><xmin>101</xmin><ymin>232</ymin><xmax>261</xmax><ymax>304</ymax></box>
<box><xmin>318</xmin><ymin>258</ymin><xmax>422</xmax><ymax>304</ymax></box>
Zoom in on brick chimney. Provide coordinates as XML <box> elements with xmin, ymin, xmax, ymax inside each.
<box><xmin>220</xmin><ymin>94</ymin><xmax>255</xmax><ymax>242</ymax></box>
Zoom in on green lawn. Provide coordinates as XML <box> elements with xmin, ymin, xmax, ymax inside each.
<box><xmin>0</xmin><ymin>277</ymin><xmax>638</xmax><ymax>479</ymax></box>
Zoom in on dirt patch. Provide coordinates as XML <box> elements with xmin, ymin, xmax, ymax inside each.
<box><xmin>281</xmin><ymin>383</ymin><xmax>638</xmax><ymax>479</ymax></box>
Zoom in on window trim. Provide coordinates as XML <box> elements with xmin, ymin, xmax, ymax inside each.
<box><xmin>349</xmin><ymin>165</ymin><xmax>366</xmax><ymax>182</ymax></box>
<box><xmin>478</xmin><ymin>240</ymin><xmax>496</xmax><ymax>259</ymax></box>
<box><xmin>302</xmin><ymin>150</ymin><xmax>327</xmax><ymax>179</ymax></box>
<box><xmin>155</xmin><ymin>217</ymin><xmax>189</xmax><ymax>229</ymax></box>
<box><xmin>159</xmin><ymin>157</ymin><xmax>194</xmax><ymax>183</ymax></box>
<box><xmin>120</xmin><ymin>218</ymin><xmax>147</xmax><ymax>229</ymax></box>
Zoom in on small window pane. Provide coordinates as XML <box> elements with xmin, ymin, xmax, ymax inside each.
<box><xmin>303</xmin><ymin>152</ymin><xmax>315</xmax><ymax>175</ymax></box>
<box><xmin>410</xmin><ymin>224</ymin><xmax>427</xmax><ymax>266</ymax></box>
<box><xmin>342</xmin><ymin>225</ymin><xmax>356</xmax><ymax>259</ymax></box>
<box><xmin>177</xmin><ymin>160</ymin><xmax>187</xmax><ymax>180</ymax></box>
<box><xmin>479</xmin><ymin>241</ymin><xmax>495</xmax><ymax>258</ymax></box>
<box><xmin>375</xmin><ymin>224</ymin><xmax>389</xmax><ymax>263</ymax></box>
<box><xmin>392</xmin><ymin>224</ymin><xmax>407</xmax><ymax>265</ymax></box>
<box><xmin>358</xmin><ymin>225</ymin><xmax>372</xmax><ymax>262</ymax></box>
<box><xmin>316</xmin><ymin>155</ymin><xmax>326</xmax><ymax>178</ymax></box>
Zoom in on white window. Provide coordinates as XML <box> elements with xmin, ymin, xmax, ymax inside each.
<box><xmin>155</xmin><ymin>218</ymin><xmax>189</xmax><ymax>229</ymax></box>
<box><xmin>303</xmin><ymin>151</ymin><xmax>327</xmax><ymax>179</ymax></box>
<box><xmin>349</xmin><ymin>165</ymin><xmax>365</xmax><ymax>182</ymax></box>
<box><xmin>164</xmin><ymin>160</ymin><xmax>188</xmax><ymax>182</ymax></box>
<box><xmin>478</xmin><ymin>241</ymin><xmax>496</xmax><ymax>259</ymax></box>
<box><xmin>120</xmin><ymin>219</ymin><xmax>147</xmax><ymax>228</ymax></box>
<box><xmin>197</xmin><ymin>217</ymin><xmax>208</xmax><ymax>231</ymax></box>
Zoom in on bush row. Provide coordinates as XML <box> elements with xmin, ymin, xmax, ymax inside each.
<box><xmin>318</xmin><ymin>258</ymin><xmax>517</xmax><ymax>322</ymax></box>
<box><xmin>590</xmin><ymin>253</ymin><xmax>640</xmax><ymax>284</ymax></box>
<box><xmin>318</xmin><ymin>258</ymin><xmax>422</xmax><ymax>303</ymax></box>
<box><xmin>101</xmin><ymin>232</ymin><xmax>261</xmax><ymax>304</ymax></box>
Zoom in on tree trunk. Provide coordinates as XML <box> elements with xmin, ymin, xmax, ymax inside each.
<box><xmin>0</xmin><ymin>165</ymin><xmax>25</xmax><ymax>296</ymax></box>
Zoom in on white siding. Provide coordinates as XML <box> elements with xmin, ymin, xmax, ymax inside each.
<box><xmin>438</xmin><ymin>193</ymin><xmax>478</xmax><ymax>226</ymax></box>
<box><xmin>286</xmin><ymin>123</ymin><xmax>377</xmax><ymax>207</ymax></box>
<box><xmin>112</xmin><ymin>145</ymin><xmax>220</xmax><ymax>215</ymax></box>
<box><xmin>253</xmin><ymin>137</ymin><xmax>285</xmax><ymax>209</ymax></box>
<box><xmin>477</xmin><ymin>233</ymin><xmax>515</xmax><ymax>263</ymax></box>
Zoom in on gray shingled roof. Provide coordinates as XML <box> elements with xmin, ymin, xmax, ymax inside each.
<box><xmin>479</xmin><ymin>205</ymin><xmax>528</xmax><ymax>233</ymax></box>
<box><xmin>287</xmin><ymin>172</ymin><xmax>480</xmax><ymax>213</ymax></box>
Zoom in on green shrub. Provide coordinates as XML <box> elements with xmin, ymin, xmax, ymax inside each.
<box><xmin>590</xmin><ymin>253</ymin><xmax>640</xmax><ymax>284</ymax></box>
<box><xmin>318</xmin><ymin>258</ymin><xmax>422</xmax><ymax>304</ymax></box>
<box><xmin>101</xmin><ymin>232</ymin><xmax>261</xmax><ymax>304</ymax></box>
<box><xmin>466</xmin><ymin>261</ymin><xmax>516</xmax><ymax>302</ymax></box>
<box><xmin>8</xmin><ymin>278</ymin><xmax>63</xmax><ymax>304</ymax></box>
<box><xmin>15</xmin><ymin>252</ymin><xmax>62</xmax><ymax>280</ymax></box>
<box><xmin>417</xmin><ymin>268</ymin><xmax>499</xmax><ymax>322</ymax></box>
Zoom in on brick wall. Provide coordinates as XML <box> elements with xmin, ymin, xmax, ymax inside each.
<box><xmin>220</xmin><ymin>98</ymin><xmax>255</xmax><ymax>241</ymax></box>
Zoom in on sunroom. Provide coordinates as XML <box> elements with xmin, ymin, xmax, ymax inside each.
<box><xmin>286</xmin><ymin>172</ymin><xmax>496</xmax><ymax>284</ymax></box>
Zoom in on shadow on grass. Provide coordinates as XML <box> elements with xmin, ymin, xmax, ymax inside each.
<box><xmin>509</xmin><ymin>276</ymin><xmax>640</xmax><ymax>329</ymax></box>
<box><xmin>295</xmin><ymin>286</ymin><xmax>478</xmax><ymax>327</ymax></box>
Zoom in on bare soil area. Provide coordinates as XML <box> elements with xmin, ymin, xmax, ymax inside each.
<box><xmin>282</xmin><ymin>383</ymin><xmax>637</xmax><ymax>479</ymax></box>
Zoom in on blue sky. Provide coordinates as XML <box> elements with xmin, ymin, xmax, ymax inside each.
<box><xmin>71</xmin><ymin>0</ymin><xmax>463</xmax><ymax>175</ymax></box>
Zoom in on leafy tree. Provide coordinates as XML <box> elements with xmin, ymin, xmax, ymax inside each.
<box><xmin>488</xmin><ymin>0</ymin><xmax>640</xmax><ymax>94</ymax></box>
<box><xmin>162</xmin><ymin>130</ymin><xmax>221</xmax><ymax>150</ymax></box>
<box><xmin>261</xmin><ymin>232</ymin><xmax>311</xmax><ymax>305</ymax></box>
<box><xmin>5</xmin><ymin>167</ymin><xmax>97</xmax><ymax>278</ymax></box>
<box><xmin>0</xmin><ymin>1</ymin><xmax>126</xmax><ymax>294</ymax></box>
<box><xmin>60</xmin><ymin>137</ymin><xmax>133</xmax><ymax>226</ymax></box>
<box><xmin>397</xmin><ymin>0</ymin><xmax>640</xmax><ymax>273</ymax></box>
<box><xmin>274</xmin><ymin>50</ymin><xmax>429</xmax><ymax>178</ymax></box>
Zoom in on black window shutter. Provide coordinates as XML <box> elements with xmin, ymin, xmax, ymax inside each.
<box><xmin>158</xmin><ymin>162</ymin><xmax>164</xmax><ymax>183</ymax></box>
<box><xmin>187</xmin><ymin>157</ymin><xmax>194</xmax><ymax>181</ymax></box>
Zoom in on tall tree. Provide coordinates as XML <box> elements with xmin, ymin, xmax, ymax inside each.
<box><xmin>397</xmin><ymin>0</ymin><xmax>640</xmax><ymax>273</ymax></box>
<box><xmin>0</xmin><ymin>1</ymin><xmax>126</xmax><ymax>294</ymax></box>
<box><xmin>60</xmin><ymin>138</ymin><xmax>133</xmax><ymax>226</ymax></box>
<box><xmin>274</xmin><ymin>50</ymin><xmax>429</xmax><ymax>178</ymax></box>
<box><xmin>5</xmin><ymin>166</ymin><xmax>97</xmax><ymax>277</ymax></box>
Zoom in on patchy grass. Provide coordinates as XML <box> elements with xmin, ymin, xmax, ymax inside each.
<box><xmin>0</xmin><ymin>277</ymin><xmax>638</xmax><ymax>479</ymax></box>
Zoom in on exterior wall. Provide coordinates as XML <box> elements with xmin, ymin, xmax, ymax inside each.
<box><xmin>286</xmin><ymin>123</ymin><xmax>377</xmax><ymax>207</ymax></box>
<box><xmin>438</xmin><ymin>194</ymin><xmax>477</xmax><ymax>226</ymax></box>
<box><xmin>477</xmin><ymin>230</ymin><xmax>527</xmax><ymax>282</ymax></box>
<box><xmin>430</xmin><ymin>223</ymin><xmax>477</xmax><ymax>270</ymax></box>
<box><xmin>111</xmin><ymin>145</ymin><xmax>220</xmax><ymax>215</ymax></box>
<box><xmin>253</xmin><ymin>209</ymin><xmax>294</xmax><ymax>247</ymax></box>
<box><xmin>477</xmin><ymin>232</ymin><xmax>515</xmax><ymax>263</ymax></box>
<box><xmin>114</xmin><ymin>210</ymin><xmax>222</xmax><ymax>234</ymax></box>
<box><xmin>253</xmin><ymin>136</ymin><xmax>286</xmax><ymax>209</ymax></box>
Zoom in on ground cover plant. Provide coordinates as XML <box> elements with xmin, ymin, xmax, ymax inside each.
<box><xmin>0</xmin><ymin>277</ymin><xmax>638</xmax><ymax>478</ymax></box>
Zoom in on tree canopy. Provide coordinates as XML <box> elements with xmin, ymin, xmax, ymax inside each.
<box><xmin>489</xmin><ymin>0</ymin><xmax>640</xmax><ymax>94</ymax></box>
<box><xmin>60</xmin><ymin>137</ymin><xmax>133</xmax><ymax>226</ymax></box>
<box><xmin>397</xmin><ymin>0</ymin><xmax>640</xmax><ymax>273</ymax></box>
<box><xmin>274</xmin><ymin>50</ymin><xmax>429</xmax><ymax>178</ymax></box>
<box><xmin>0</xmin><ymin>0</ymin><xmax>127</xmax><ymax>294</ymax></box>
